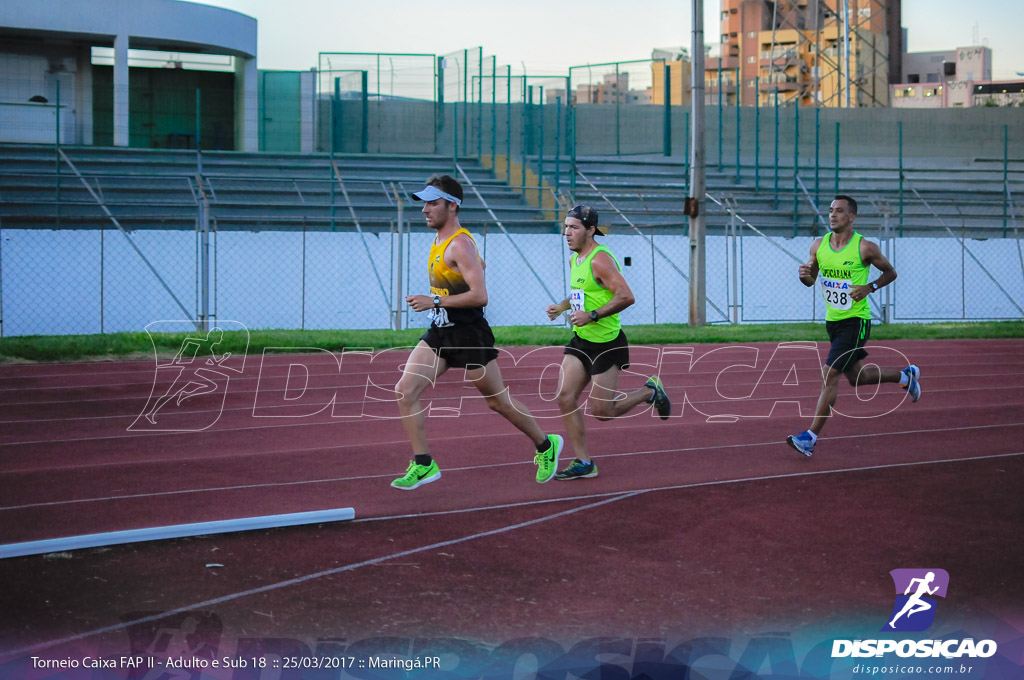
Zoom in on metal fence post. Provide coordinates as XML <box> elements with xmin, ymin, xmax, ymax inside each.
<box><xmin>491</xmin><ymin>56</ymin><xmax>497</xmax><ymax>164</ymax></box>
<box><xmin>735</xmin><ymin>68</ymin><xmax>741</xmax><ymax>184</ymax></box>
<box><xmin>55</xmin><ymin>80</ymin><xmax>61</xmax><ymax>230</ymax></box>
<box><xmin>570</xmin><ymin>86</ymin><xmax>577</xmax><ymax>199</ymax></box>
<box><xmin>754</xmin><ymin>76</ymin><xmax>760</xmax><ymax>191</ymax></box>
<box><xmin>881</xmin><ymin>203</ymin><xmax>892</xmax><ymax>323</ymax></box>
<box><xmin>332</xmin><ymin>77</ymin><xmax>342</xmax><ymax>153</ymax></box>
<box><xmin>729</xmin><ymin>200</ymin><xmax>739</xmax><ymax>324</ymax></box>
<box><xmin>793</xmin><ymin>100</ymin><xmax>799</xmax><ymax>236</ymax></box>
<box><xmin>773</xmin><ymin>88</ymin><xmax>779</xmax><ymax>205</ymax></box>
<box><xmin>898</xmin><ymin>121</ymin><xmax>904</xmax><ymax>236</ymax></box>
<box><xmin>195</xmin><ymin>87</ymin><xmax>201</xmax><ymax>154</ymax></box>
<box><xmin>361</xmin><ymin>70</ymin><xmax>368</xmax><ymax>153</ymax></box>
<box><xmin>717</xmin><ymin>64</ymin><xmax>723</xmax><ymax>172</ymax></box>
<box><xmin>1004</xmin><ymin>124</ymin><xmax>1010</xmax><ymax>237</ymax></box>
<box><xmin>664</xmin><ymin>63</ymin><xmax>671</xmax><ymax>157</ymax></box>
<box><xmin>815</xmin><ymin>106</ymin><xmax>820</xmax><ymax>204</ymax></box>
<box><xmin>507</xmin><ymin>65</ymin><xmax>512</xmax><ymax>184</ymax></box>
<box><xmin>538</xmin><ymin>86</ymin><xmax>545</xmax><ymax>209</ymax></box>
<box><xmin>834</xmin><ymin>121</ymin><xmax>840</xmax><ymax>194</ymax></box>
<box><xmin>198</xmin><ymin>184</ymin><xmax>211</xmax><ymax>332</ymax></box>
<box><xmin>684</xmin><ymin>111</ymin><xmax>690</xmax><ymax>197</ymax></box>
<box><xmin>478</xmin><ymin>47</ymin><xmax>483</xmax><ymax>158</ymax></box>
<box><xmin>436</xmin><ymin>56</ymin><xmax>444</xmax><ymax>154</ymax></box>
<box><xmin>462</xmin><ymin>48</ymin><xmax>468</xmax><ymax>154</ymax></box>
<box><xmin>555</xmin><ymin>96</ymin><xmax>562</xmax><ymax>196</ymax></box>
<box><xmin>615</xmin><ymin>62</ymin><xmax>621</xmax><ymax>156</ymax></box>
<box><xmin>100</xmin><ymin>222</ymin><xmax>104</xmax><ymax>333</ymax></box>
<box><xmin>521</xmin><ymin>81</ymin><xmax>528</xmax><ymax>193</ymax></box>
<box><xmin>330</xmin><ymin>78</ymin><xmax>338</xmax><ymax>230</ymax></box>
<box><xmin>392</xmin><ymin>182</ymin><xmax>404</xmax><ymax>331</ymax></box>
<box><xmin>376</xmin><ymin>55</ymin><xmax>381</xmax><ymax>153</ymax></box>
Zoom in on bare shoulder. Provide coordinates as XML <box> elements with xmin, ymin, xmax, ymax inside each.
<box><xmin>590</xmin><ymin>249</ymin><xmax>622</xmax><ymax>277</ymax></box>
<box><xmin>859</xmin><ymin>235</ymin><xmax>882</xmax><ymax>257</ymax></box>
<box><xmin>809</xmin><ymin>236</ymin><xmax>824</xmax><ymax>258</ymax></box>
<box><xmin>447</xmin><ymin>232</ymin><xmax>479</xmax><ymax>258</ymax></box>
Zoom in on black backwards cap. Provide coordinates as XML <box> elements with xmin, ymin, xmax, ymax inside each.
<box><xmin>566</xmin><ymin>204</ymin><xmax>604</xmax><ymax>235</ymax></box>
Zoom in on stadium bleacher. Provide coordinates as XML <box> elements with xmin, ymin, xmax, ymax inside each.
<box><xmin>1</xmin><ymin>143</ymin><xmax>1021</xmax><ymax>238</ymax></box>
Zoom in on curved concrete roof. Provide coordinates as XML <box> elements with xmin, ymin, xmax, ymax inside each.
<box><xmin>0</xmin><ymin>0</ymin><xmax>256</xmax><ymax>58</ymax></box>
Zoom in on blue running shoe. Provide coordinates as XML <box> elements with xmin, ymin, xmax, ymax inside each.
<box><xmin>555</xmin><ymin>458</ymin><xmax>598</xmax><ymax>480</ymax></box>
<box><xmin>645</xmin><ymin>375</ymin><xmax>672</xmax><ymax>420</ymax></box>
<box><xmin>787</xmin><ymin>430</ymin><xmax>815</xmax><ymax>457</ymax></box>
<box><xmin>902</xmin><ymin>365</ymin><xmax>921</xmax><ymax>403</ymax></box>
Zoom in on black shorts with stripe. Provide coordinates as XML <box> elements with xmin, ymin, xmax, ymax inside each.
<box><xmin>419</xmin><ymin>317</ymin><xmax>500</xmax><ymax>369</ymax></box>
<box><xmin>563</xmin><ymin>329</ymin><xmax>631</xmax><ymax>378</ymax></box>
<box><xmin>825</xmin><ymin>316</ymin><xmax>871</xmax><ymax>373</ymax></box>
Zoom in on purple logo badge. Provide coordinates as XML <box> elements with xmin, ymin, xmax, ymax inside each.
<box><xmin>882</xmin><ymin>568</ymin><xmax>950</xmax><ymax>632</ymax></box>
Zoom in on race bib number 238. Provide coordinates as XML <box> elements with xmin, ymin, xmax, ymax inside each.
<box><xmin>569</xmin><ymin>289</ymin><xmax>586</xmax><ymax>312</ymax></box>
<box><xmin>820</xmin><ymin>277</ymin><xmax>853</xmax><ymax>310</ymax></box>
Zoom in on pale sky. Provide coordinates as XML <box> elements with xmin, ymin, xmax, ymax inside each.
<box><xmin>195</xmin><ymin>0</ymin><xmax>1024</xmax><ymax>80</ymax></box>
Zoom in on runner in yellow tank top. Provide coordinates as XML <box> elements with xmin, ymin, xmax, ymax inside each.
<box><xmin>544</xmin><ymin>205</ymin><xmax>672</xmax><ymax>480</ymax></box>
<box><xmin>786</xmin><ymin>195</ymin><xmax>922</xmax><ymax>457</ymax></box>
<box><xmin>390</xmin><ymin>174</ymin><xmax>564</xmax><ymax>489</ymax></box>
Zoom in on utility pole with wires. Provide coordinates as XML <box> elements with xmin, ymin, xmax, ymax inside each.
<box><xmin>688</xmin><ymin>0</ymin><xmax>707</xmax><ymax>326</ymax></box>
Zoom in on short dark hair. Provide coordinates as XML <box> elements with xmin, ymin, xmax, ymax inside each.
<box><xmin>426</xmin><ymin>174</ymin><xmax>464</xmax><ymax>211</ymax></box>
<box><xmin>834</xmin><ymin>194</ymin><xmax>858</xmax><ymax>215</ymax></box>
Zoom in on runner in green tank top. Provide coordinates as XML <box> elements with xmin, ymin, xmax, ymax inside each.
<box><xmin>545</xmin><ymin>205</ymin><xmax>672</xmax><ymax>480</ymax></box>
<box><xmin>786</xmin><ymin>195</ymin><xmax>922</xmax><ymax>457</ymax></box>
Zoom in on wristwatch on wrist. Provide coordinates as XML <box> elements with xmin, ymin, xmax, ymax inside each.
<box><xmin>870</xmin><ymin>282</ymin><xmax>878</xmax><ymax>292</ymax></box>
<box><xmin>589</xmin><ymin>310</ymin><xmax>599</xmax><ymax>322</ymax></box>
<box><xmin>433</xmin><ymin>295</ymin><xmax>441</xmax><ymax>309</ymax></box>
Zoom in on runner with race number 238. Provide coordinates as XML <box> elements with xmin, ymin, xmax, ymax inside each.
<box><xmin>787</xmin><ymin>195</ymin><xmax>922</xmax><ymax>458</ymax></box>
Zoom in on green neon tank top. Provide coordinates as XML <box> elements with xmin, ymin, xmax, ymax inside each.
<box><xmin>569</xmin><ymin>245</ymin><xmax>622</xmax><ymax>343</ymax></box>
<box><xmin>816</xmin><ymin>231</ymin><xmax>870</xmax><ymax>321</ymax></box>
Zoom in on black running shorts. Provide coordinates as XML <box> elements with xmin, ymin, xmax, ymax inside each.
<box><xmin>825</xmin><ymin>316</ymin><xmax>871</xmax><ymax>373</ymax></box>
<box><xmin>419</xmin><ymin>318</ymin><xmax>500</xmax><ymax>369</ymax></box>
<box><xmin>563</xmin><ymin>330</ymin><xmax>631</xmax><ymax>378</ymax></box>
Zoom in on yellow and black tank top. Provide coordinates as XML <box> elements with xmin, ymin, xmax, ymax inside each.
<box><xmin>569</xmin><ymin>245</ymin><xmax>622</xmax><ymax>343</ymax></box>
<box><xmin>816</xmin><ymin>231</ymin><xmax>870</xmax><ymax>321</ymax></box>
<box><xmin>427</xmin><ymin>228</ymin><xmax>485</xmax><ymax>326</ymax></box>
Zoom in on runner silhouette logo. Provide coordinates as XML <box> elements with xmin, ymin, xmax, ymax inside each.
<box><xmin>883</xmin><ymin>568</ymin><xmax>950</xmax><ymax>632</ymax></box>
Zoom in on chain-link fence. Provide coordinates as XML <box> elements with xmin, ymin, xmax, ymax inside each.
<box><xmin>317</xmin><ymin>52</ymin><xmax>438</xmax><ymax>154</ymax></box>
<box><xmin>3</xmin><ymin>50</ymin><xmax>1024</xmax><ymax>336</ymax></box>
<box><xmin>3</xmin><ymin>174</ymin><xmax>1022</xmax><ymax>336</ymax></box>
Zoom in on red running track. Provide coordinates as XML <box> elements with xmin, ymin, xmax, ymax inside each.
<box><xmin>0</xmin><ymin>338</ymin><xmax>1022</xmax><ymax>665</ymax></box>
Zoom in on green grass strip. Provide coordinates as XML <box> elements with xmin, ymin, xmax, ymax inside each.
<box><xmin>1</xmin><ymin>321</ymin><xmax>1020</xmax><ymax>364</ymax></box>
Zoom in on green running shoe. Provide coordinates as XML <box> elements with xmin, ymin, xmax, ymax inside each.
<box><xmin>645</xmin><ymin>375</ymin><xmax>672</xmax><ymax>420</ymax></box>
<box><xmin>555</xmin><ymin>457</ymin><xmax>599</xmax><ymax>480</ymax></box>
<box><xmin>534</xmin><ymin>434</ymin><xmax>564</xmax><ymax>483</ymax></box>
<box><xmin>391</xmin><ymin>459</ymin><xmax>441</xmax><ymax>490</ymax></box>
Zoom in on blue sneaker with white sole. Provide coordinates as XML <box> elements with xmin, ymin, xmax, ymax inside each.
<box><xmin>787</xmin><ymin>430</ymin><xmax>815</xmax><ymax>457</ymax></box>
<box><xmin>902</xmin><ymin>365</ymin><xmax>921</xmax><ymax>402</ymax></box>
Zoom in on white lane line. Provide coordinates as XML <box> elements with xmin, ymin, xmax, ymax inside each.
<box><xmin>1</xmin><ymin>379</ymin><xmax>1022</xmax><ymax>427</ymax></box>
<box><xmin>2</xmin><ymin>422</ymin><xmax>1022</xmax><ymax>512</ymax></box>
<box><xmin>4</xmin><ymin>448</ymin><xmax>1021</xmax><ymax>661</ymax></box>
<box><xmin>356</xmin><ymin>450</ymin><xmax>1024</xmax><ymax>523</ymax></box>
<box><xmin>0</xmin><ymin>490</ymin><xmax>644</xmax><ymax>661</ymax></box>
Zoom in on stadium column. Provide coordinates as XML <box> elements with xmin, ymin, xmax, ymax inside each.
<box><xmin>236</xmin><ymin>56</ymin><xmax>259</xmax><ymax>152</ymax></box>
<box><xmin>113</xmin><ymin>32</ymin><xmax>129</xmax><ymax>147</ymax></box>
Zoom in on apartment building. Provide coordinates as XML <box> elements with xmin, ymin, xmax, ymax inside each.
<box><xmin>889</xmin><ymin>45</ymin><xmax>1021</xmax><ymax>108</ymax></box>
<box><xmin>706</xmin><ymin>0</ymin><xmax>896</xmax><ymax>107</ymax></box>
